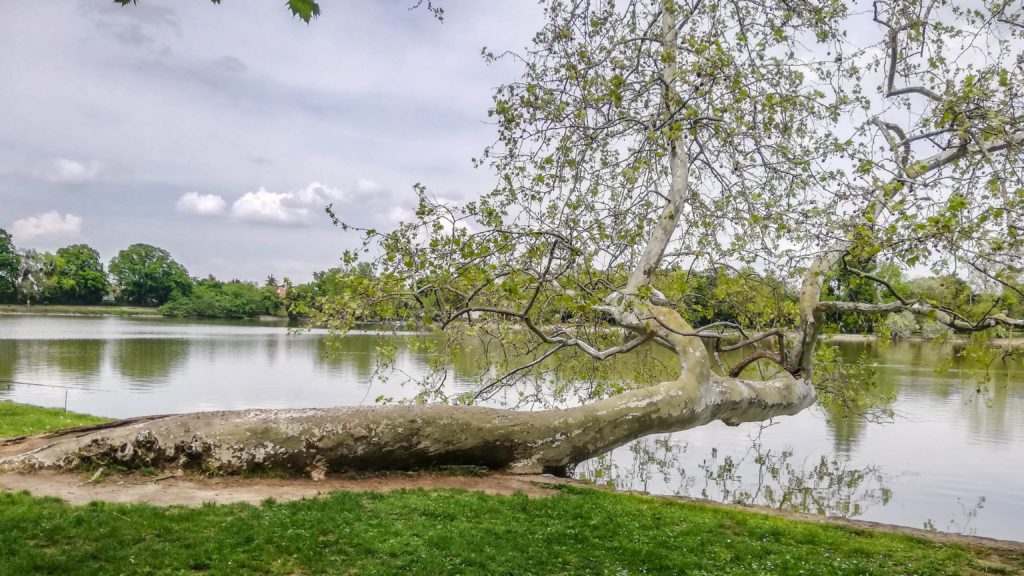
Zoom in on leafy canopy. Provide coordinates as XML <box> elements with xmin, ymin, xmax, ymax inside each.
<box><xmin>0</xmin><ymin>229</ymin><xmax>20</xmax><ymax>304</ymax></box>
<box><xmin>44</xmin><ymin>244</ymin><xmax>110</xmax><ymax>305</ymax></box>
<box><xmin>108</xmin><ymin>244</ymin><xmax>192</xmax><ymax>307</ymax></box>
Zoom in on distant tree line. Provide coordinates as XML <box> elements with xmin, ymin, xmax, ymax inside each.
<box><xmin>283</xmin><ymin>259</ymin><xmax>1024</xmax><ymax>339</ymax></box>
<box><xmin>0</xmin><ymin>228</ymin><xmax>284</xmax><ymax>319</ymax></box>
<box><xmin>4</xmin><ymin>225</ymin><xmax>1019</xmax><ymax>334</ymax></box>
<box><xmin>161</xmin><ymin>277</ymin><xmax>286</xmax><ymax>320</ymax></box>
<box><xmin>1</xmin><ymin>229</ymin><xmax>120</xmax><ymax>307</ymax></box>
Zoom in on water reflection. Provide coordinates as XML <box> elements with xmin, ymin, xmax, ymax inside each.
<box><xmin>317</xmin><ymin>334</ymin><xmax>378</xmax><ymax>380</ymax></box>
<box><xmin>0</xmin><ymin>341</ymin><xmax>13</xmax><ymax>391</ymax></box>
<box><xmin>924</xmin><ymin>496</ymin><xmax>987</xmax><ymax>536</ymax></box>
<box><xmin>579</xmin><ymin>425</ymin><xmax>892</xmax><ymax>518</ymax></box>
<box><xmin>693</xmin><ymin>447</ymin><xmax>891</xmax><ymax>518</ymax></box>
<box><xmin>113</xmin><ymin>339</ymin><xmax>189</xmax><ymax>386</ymax></box>
<box><xmin>51</xmin><ymin>340</ymin><xmax>104</xmax><ymax>377</ymax></box>
<box><xmin>823</xmin><ymin>413</ymin><xmax>868</xmax><ymax>454</ymax></box>
<box><xmin>263</xmin><ymin>335</ymin><xmax>281</xmax><ymax>366</ymax></box>
<box><xmin>0</xmin><ymin>339</ymin><xmax>106</xmax><ymax>389</ymax></box>
<box><xmin>827</xmin><ymin>339</ymin><xmax>1024</xmax><ymax>449</ymax></box>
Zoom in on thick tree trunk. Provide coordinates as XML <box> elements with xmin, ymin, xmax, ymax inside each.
<box><xmin>1</xmin><ymin>306</ymin><xmax>815</xmax><ymax>478</ymax></box>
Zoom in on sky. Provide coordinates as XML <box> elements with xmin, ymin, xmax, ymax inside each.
<box><xmin>0</xmin><ymin>0</ymin><xmax>542</xmax><ymax>282</ymax></box>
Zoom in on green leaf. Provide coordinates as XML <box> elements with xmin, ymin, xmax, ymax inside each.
<box><xmin>287</xmin><ymin>0</ymin><xmax>321</xmax><ymax>23</ymax></box>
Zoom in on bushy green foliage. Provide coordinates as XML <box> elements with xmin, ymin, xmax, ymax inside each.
<box><xmin>902</xmin><ymin>275</ymin><xmax>1016</xmax><ymax>338</ymax></box>
<box><xmin>656</xmin><ymin>267</ymin><xmax>799</xmax><ymax>330</ymax></box>
<box><xmin>43</xmin><ymin>244</ymin><xmax>109</xmax><ymax>305</ymax></box>
<box><xmin>108</xmin><ymin>244</ymin><xmax>192</xmax><ymax>306</ymax></box>
<box><xmin>907</xmin><ymin>275</ymin><xmax>973</xmax><ymax>310</ymax></box>
<box><xmin>0</xmin><ymin>229</ymin><xmax>20</xmax><ymax>304</ymax></box>
<box><xmin>286</xmin><ymin>263</ymin><xmax>417</xmax><ymax>325</ymax></box>
<box><xmin>920</xmin><ymin>320</ymin><xmax>953</xmax><ymax>339</ymax></box>
<box><xmin>881</xmin><ymin>311</ymin><xmax>918</xmax><ymax>340</ymax></box>
<box><xmin>160</xmin><ymin>278</ymin><xmax>284</xmax><ymax>320</ymax></box>
<box><xmin>15</xmin><ymin>249</ymin><xmax>52</xmax><ymax>305</ymax></box>
<box><xmin>823</xmin><ymin>263</ymin><xmax>883</xmax><ymax>334</ymax></box>
<box><xmin>813</xmin><ymin>344</ymin><xmax>894</xmax><ymax>423</ymax></box>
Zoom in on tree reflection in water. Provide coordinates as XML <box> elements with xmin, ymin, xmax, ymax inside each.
<box><xmin>114</xmin><ymin>339</ymin><xmax>189</xmax><ymax>386</ymax></box>
<box><xmin>579</xmin><ymin>422</ymin><xmax>892</xmax><ymax>519</ymax></box>
<box><xmin>924</xmin><ymin>496</ymin><xmax>986</xmax><ymax>536</ymax></box>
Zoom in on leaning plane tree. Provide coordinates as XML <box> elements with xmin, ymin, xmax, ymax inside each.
<box><xmin>2</xmin><ymin>0</ymin><xmax>1021</xmax><ymax>477</ymax></box>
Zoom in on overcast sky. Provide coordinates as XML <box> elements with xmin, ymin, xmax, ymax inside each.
<box><xmin>0</xmin><ymin>0</ymin><xmax>542</xmax><ymax>282</ymax></box>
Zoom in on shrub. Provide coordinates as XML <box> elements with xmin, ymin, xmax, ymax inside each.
<box><xmin>881</xmin><ymin>311</ymin><xmax>918</xmax><ymax>340</ymax></box>
<box><xmin>161</xmin><ymin>279</ymin><xmax>281</xmax><ymax>319</ymax></box>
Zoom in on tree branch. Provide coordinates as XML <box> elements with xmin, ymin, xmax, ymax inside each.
<box><xmin>816</xmin><ymin>301</ymin><xmax>1024</xmax><ymax>332</ymax></box>
<box><xmin>845</xmin><ymin>265</ymin><xmax>911</xmax><ymax>305</ymax></box>
<box><xmin>729</xmin><ymin>350</ymin><xmax>786</xmax><ymax>378</ymax></box>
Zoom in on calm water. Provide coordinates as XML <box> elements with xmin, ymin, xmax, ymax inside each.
<box><xmin>1</xmin><ymin>315</ymin><xmax>1022</xmax><ymax>541</ymax></box>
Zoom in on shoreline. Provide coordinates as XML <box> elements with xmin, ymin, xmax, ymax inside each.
<box><xmin>641</xmin><ymin>489</ymin><xmax>1024</xmax><ymax>552</ymax></box>
<box><xmin>3</xmin><ymin>307</ymin><xmax>1022</xmax><ymax>346</ymax></box>
<box><xmin>1</xmin><ymin>469</ymin><xmax>1020</xmax><ymax>551</ymax></box>
<box><xmin>0</xmin><ymin>305</ymin><xmax>288</xmax><ymax>322</ymax></box>
<box><xmin>3</xmin><ymin>402</ymin><xmax>1022</xmax><ymax>573</ymax></box>
<box><xmin>0</xmin><ymin>304</ymin><xmax>161</xmax><ymax>317</ymax></box>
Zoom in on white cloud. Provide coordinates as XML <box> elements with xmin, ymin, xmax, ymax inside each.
<box><xmin>230</xmin><ymin>182</ymin><xmax>344</xmax><ymax>226</ymax></box>
<box><xmin>387</xmin><ymin>205</ymin><xmax>415</xmax><ymax>224</ymax></box>
<box><xmin>290</xmin><ymin>181</ymin><xmax>346</xmax><ymax>205</ymax></box>
<box><xmin>36</xmin><ymin>159</ymin><xmax>101</xmax><ymax>184</ymax></box>
<box><xmin>12</xmin><ymin>211</ymin><xmax>83</xmax><ymax>243</ymax></box>
<box><xmin>176</xmin><ymin>192</ymin><xmax>227</xmax><ymax>216</ymax></box>
<box><xmin>231</xmin><ymin>189</ymin><xmax>300</xmax><ymax>224</ymax></box>
<box><xmin>355</xmin><ymin>178</ymin><xmax>383</xmax><ymax>194</ymax></box>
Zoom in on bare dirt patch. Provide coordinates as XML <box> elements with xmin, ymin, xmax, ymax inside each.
<box><xmin>0</xmin><ymin>470</ymin><xmax>571</xmax><ymax>507</ymax></box>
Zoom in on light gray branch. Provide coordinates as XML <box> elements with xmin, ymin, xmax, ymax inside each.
<box><xmin>816</xmin><ymin>300</ymin><xmax>1024</xmax><ymax>332</ymax></box>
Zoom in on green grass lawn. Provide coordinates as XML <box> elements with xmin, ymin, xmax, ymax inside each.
<box><xmin>0</xmin><ymin>401</ymin><xmax>110</xmax><ymax>437</ymax></box>
<box><xmin>1</xmin><ymin>401</ymin><xmax>1021</xmax><ymax>575</ymax></box>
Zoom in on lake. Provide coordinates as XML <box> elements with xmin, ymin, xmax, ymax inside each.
<box><xmin>1</xmin><ymin>314</ymin><xmax>1022</xmax><ymax>541</ymax></box>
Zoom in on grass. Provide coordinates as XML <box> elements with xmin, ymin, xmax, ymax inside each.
<box><xmin>3</xmin><ymin>488</ymin><xmax>1021</xmax><ymax>575</ymax></box>
<box><xmin>0</xmin><ymin>401</ymin><xmax>110</xmax><ymax>438</ymax></box>
<box><xmin>0</xmin><ymin>304</ymin><xmax>161</xmax><ymax>317</ymax></box>
<box><xmin>1</xmin><ymin>401</ymin><xmax>1021</xmax><ymax>575</ymax></box>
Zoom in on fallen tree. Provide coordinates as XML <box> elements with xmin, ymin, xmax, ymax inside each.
<box><xmin>3</xmin><ymin>0</ymin><xmax>1021</xmax><ymax>477</ymax></box>
<box><xmin>0</xmin><ymin>305</ymin><xmax>814</xmax><ymax>476</ymax></box>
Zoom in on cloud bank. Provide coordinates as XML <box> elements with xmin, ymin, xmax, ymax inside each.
<box><xmin>176</xmin><ymin>192</ymin><xmax>227</xmax><ymax>216</ymax></box>
<box><xmin>34</xmin><ymin>159</ymin><xmax>101</xmax><ymax>184</ymax></box>
<box><xmin>12</xmin><ymin>211</ymin><xmax>84</xmax><ymax>244</ymax></box>
<box><xmin>230</xmin><ymin>182</ymin><xmax>344</xmax><ymax>226</ymax></box>
<box><xmin>175</xmin><ymin>182</ymin><xmax>355</xmax><ymax>227</ymax></box>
